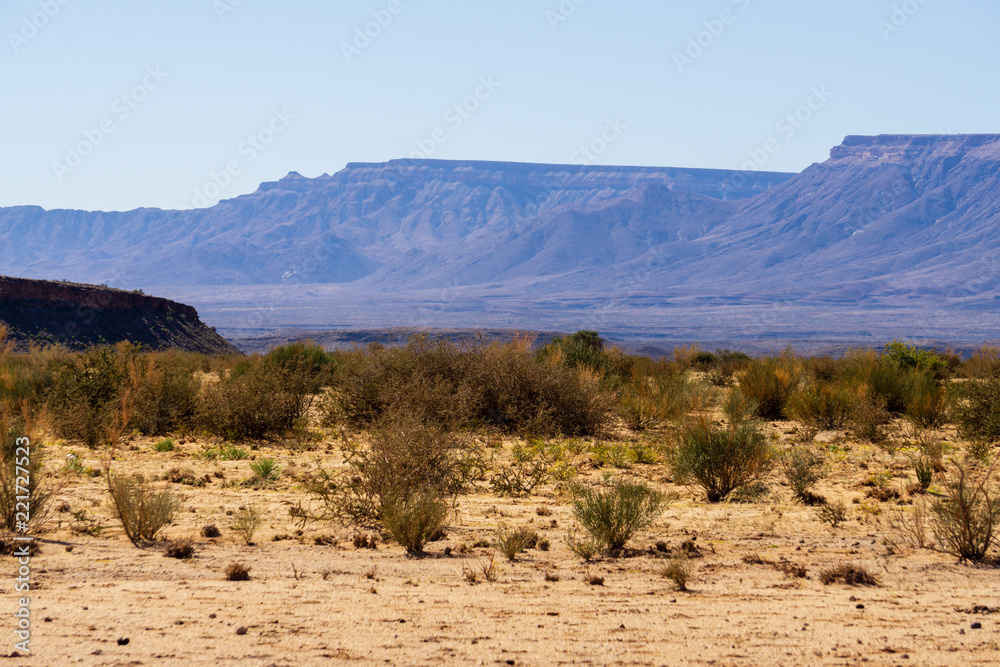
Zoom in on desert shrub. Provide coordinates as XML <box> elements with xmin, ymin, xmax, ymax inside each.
<box><xmin>661</xmin><ymin>552</ymin><xmax>693</xmax><ymax>591</ymax></box>
<box><xmin>721</xmin><ymin>388</ymin><xmax>758</xmax><ymax>427</ymax></box>
<box><xmin>126</xmin><ymin>352</ymin><xmax>201</xmax><ymax>436</ymax></box>
<box><xmin>297</xmin><ymin>416</ymin><xmax>472</xmax><ymax>527</ymax></box>
<box><xmin>617</xmin><ymin>360</ymin><xmax>698</xmax><ymax>431</ymax></box>
<box><xmin>704</xmin><ymin>350</ymin><xmax>751</xmax><ymax>387</ymax></box>
<box><xmin>816</xmin><ymin>500</ymin><xmax>848</xmax><ymax>528</ymax></box>
<box><xmin>912</xmin><ymin>455</ymin><xmax>934</xmax><ymax>490</ymax></box>
<box><xmin>537</xmin><ymin>330</ymin><xmax>632</xmax><ymax>388</ymax></box>
<box><xmin>787</xmin><ymin>381</ymin><xmax>855</xmax><ymax>430</ymax></box>
<box><xmin>818</xmin><ymin>563</ymin><xmax>878</xmax><ymax>586</ymax></box>
<box><xmin>571</xmin><ymin>477</ymin><xmax>664</xmax><ymax>554</ymax></box>
<box><xmin>957</xmin><ymin>375</ymin><xmax>1000</xmax><ymax>443</ymax></box>
<box><xmin>849</xmin><ymin>393</ymin><xmax>891</xmax><ymax>444</ymax></box>
<box><xmin>884</xmin><ymin>339</ymin><xmax>945</xmax><ymax>375</ymax></box>
<box><xmin>842</xmin><ymin>350</ymin><xmax>912</xmax><ymax>414</ymax></box>
<box><xmin>47</xmin><ymin>344</ymin><xmax>134</xmax><ymax>447</ymax></box>
<box><xmin>0</xmin><ymin>406</ymin><xmax>53</xmax><ymax>532</ymax></box>
<box><xmin>224</xmin><ymin>562</ymin><xmax>250</xmax><ymax>581</ymax></box>
<box><xmin>671</xmin><ymin>418</ymin><xmax>774</xmax><ymax>502</ymax></box>
<box><xmin>489</xmin><ymin>443</ymin><xmax>551</xmax><ymax>496</ymax></box>
<box><xmin>962</xmin><ymin>345</ymin><xmax>1000</xmax><ymax>379</ymax></box>
<box><xmin>565</xmin><ymin>529</ymin><xmax>600</xmax><ymax>561</ymax></box>
<box><xmin>381</xmin><ymin>489</ymin><xmax>449</xmax><ymax>556</ymax></box>
<box><xmin>107</xmin><ymin>474</ymin><xmax>181</xmax><ymax>545</ymax></box>
<box><xmin>929</xmin><ymin>462</ymin><xmax>999</xmax><ymax>563</ymax></box>
<box><xmin>249</xmin><ymin>458</ymin><xmax>281</xmax><ymax>485</ymax></box>
<box><xmin>153</xmin><ymin>438</ymin><xmax>175</xmax><ymax>452</ymax></box>
<box><xmin>199</xmin><ymin>356</ymin><xmax>303</xmax><ymax>440</ymax></box>
<box><xmin>330</xmin><ymin>336</ymin><xmax>610</xmax><ymax>436</ymax></box>
<box><xmin>781</xmin><ymin>446</ymin><xmax>825</xmax><ymax>503</ymax></box>
<box><xmin>201</xmin><ymin>524</ymin><xmax>221</xmax><ymax>538</ymax></box>
<box><xmin>737</xmin><ymin>353</ymin><xmax>802</xmax><ymax>420</ymax></box>
<box><xmin>493</xmin><ymin>524</ymin><xmax>536</xmax><ymax>561</ymax></box>
<box><xmin>471</xmin><ymin>340</ymin><xmax>611</xmax><ymax>436</ymax></box>
<box><xmin>905</xmin><ymin>371</ymin><xmax>950</xmax><ymax>429</ymax></box>
<box><xmin>164</xmin><ymin>539</ymin><xmax>195</xmax><ymax>559</ymax></box>
<box><xmin>233</xmin><ymin>505</ymin><xmax>262</xmax><ymax>545</ymax></box>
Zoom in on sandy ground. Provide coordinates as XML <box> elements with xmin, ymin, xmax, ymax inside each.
<box><xmin>5</xmin><ymin>424</ymin><xmax>1000</xmax><ymax>666</ymax></box>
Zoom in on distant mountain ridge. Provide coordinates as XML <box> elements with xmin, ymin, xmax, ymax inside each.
<box><xmin>2</xmin><ymin>134</ymin><xmax>998</xmax><ymax>343</ymax></box>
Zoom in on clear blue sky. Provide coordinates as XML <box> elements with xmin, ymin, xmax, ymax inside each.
<box><xmin>2</xmin><ymin>0</ymin><xmax>997</xmax><ymax>212</ymax></box>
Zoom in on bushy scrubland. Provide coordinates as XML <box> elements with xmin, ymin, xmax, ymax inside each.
<box><xmin>3</xmin><ymin>323</ymin><xmax>1000</xmax><ymax>563</ymax></box>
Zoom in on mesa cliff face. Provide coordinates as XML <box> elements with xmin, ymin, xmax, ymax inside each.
<box><xmin>0</xmin><ymin>276</ymin><xmax>238</xmax><ymax>353</ymax></box>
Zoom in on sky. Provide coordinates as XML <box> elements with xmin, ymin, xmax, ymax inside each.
<box><xmin>1</xmin><ymin>0</ymin><xmax>997</xmax><ymax>212</ymax></box>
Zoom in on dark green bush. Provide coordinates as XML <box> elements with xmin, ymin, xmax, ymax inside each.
<box><xmin>671</xmin><ymin>419</ymin><xmax>774</xmax><ymax>502</ymax></box>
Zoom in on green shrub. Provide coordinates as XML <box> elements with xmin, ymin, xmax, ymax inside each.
<box><xmin>0</xmin><ymin>407</ymin><xmax>53</xmax><ymax>532</ymax></box>
<box><xmin>297</xmin><ymin>416</ymin><xmax>472</xmax><ymax>527</ymax></box>
<box><xmin>737</xmin><ymin>353</ymin><xmax>802</xmax><ymax>420</ymax></box>
<box><xmin>47</xmin><ymin>345</ymin><xmax>134</xmax><ymax>447</ymax></box>
<box><xmin>905</xmin><ymin>371</ymin><xmax>950</xmax><ymax>429</ymax></box>
<box><xmin>661</xmin><ymin>552</ymin><xmax>693</xmax><ymax>591</ymax></box>
<box><xmin>617</xmin><ymin>361</ymin><xmax>698</xmax><ymax>431</ymax></box>
<box><xmin>233</xmin><ymin>504</ymin><xmax>262</xmax><ymax>545</ymax></box>
<box><xmin>930</xmin><ymin>462</ymin><xmax>999</xmax><ymax>563</ymax></box>
<box><xmin>107</xmin><ymin>474</ymin><xmax>181</xmax><ymax>545</ymax></box>
<box><xmin>787</xmin><ymin>381</ymin><xmax>855</xmax><ymax>430</ymax></box>
<box><xmin>957</xmin><ymin>375</ymin><xmax>1000</xmax><ymax>443</ymax></box>
<box><xmin>884</xmin><ymin>339</ymin><xmax>945</xmax><ymax>374</ymax></box>
<box><xmin>704</xmin><ymin>350</ymin><xmax>751</xmax><ymax>387</ymax></box>
<box><xmin>199</xmin><ymin>356</ymin><xmax>303</xmax><ymax>440</ymax></box>
<box><xmin>571</xmin><ymin>477</ymin><xmax>664</xmax><ymax>554</ymax></box>
<box><xmin>249</xmin><ymin>458</ymin><xmax>281</xmax><ymax>485</ymax></box>
<box><xmin>381</xmin><ymin>489</ymin><xmax>449</xmax><ymax>556</ymax></box>
<box><xmin>781</xmin><ymin>446</ymin><xmax>825</xmax><ymax>502</ymax></box>
<box><xmin>671</xmin><ymin>419</ymin><xmax>774</xmax><ymax>502</ymax></box>
<box><xmin>493</xmin><ymin>524</ymin><xmax>536</xmax><ymax>561</ymax></box>
<box><xmin>330</xmin><ymin>336</ymin><xmax>610</xmax><ymax>436</ymax></box>
<box><xmin>126</xmin><ymin>352</ymin><xmax>201</xmax><ymax>436</ymax></box>
<box><xmin>153</xmin><ymin>438</ymin><xmax>175</xmax><ymax>452</ymax></box>
<box><xmin>537</xmin><ymin>330</ymin><xmax>632</xmax><ymax>388</ymax></box>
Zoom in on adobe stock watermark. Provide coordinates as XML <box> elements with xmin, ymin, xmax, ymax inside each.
<box><xmin>673</xmin><ymin>0</ymin><xmax>752</xmax><ymax>73</ymax></box>
<box><xmin>878</xmin><ymin>0</ymin><xmax>930</xmax><ymax>40</ymax></box>
<box><xmin>52</xmin><ymin>66</ymin><xmax>169</xmax><ymax>183</ymax></box>
<box><xmin>409</xmin><ymin>75</ymin><xmax>501</xmax><ymax>159</ymax></box>
<box><xmin>8</xmin><ymin>0</ymin><xmax>73</xmax><ymax>54</ymax></box>
<box><xmin>213</xmin><ymin>0</ymin><xmax>245</xmax><ymax>21</ymax></box>
<box><xmin>10</xmin><ymin>434</ymin><xmax>33</xmax><ymax>655</ymax></box>
<box><xmin>734</xmin><ymin>85</ymin><xmax>833</xmax><ymax>174</ymax></box>
<box><xmin>341</xmin><ymin>0</ymin><xmax>409</xmax><ymax>63</ymax></box>
<box><xmin>546</xmin><ymin>0</ymin><xmax>586</xmax><ymax>32</ymax></box>
<box><xmin>571</xmin><ymin>117</ymin><xmax>628</xmax><ymax>165</ymax></box>
<box><xmin>191</xmin><ymin>108</ymin><xmax>295</xmax><ymax>208</ymax></box>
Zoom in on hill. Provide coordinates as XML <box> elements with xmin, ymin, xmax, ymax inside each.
<box><xmin>0</xmin><ymin>276</ymin><xmax>238</xmax><ymax>353</ymax></box>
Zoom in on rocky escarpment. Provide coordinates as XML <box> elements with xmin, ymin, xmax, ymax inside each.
<box><xmin>0</xmin><ymin>276</ymin><xmax>238</xmax><ymax>353</ymax></box>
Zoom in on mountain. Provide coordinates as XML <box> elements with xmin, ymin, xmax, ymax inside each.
<box><xmin>0</xmin><ymin>276</ymin><xmax>238</xmax><ymax>353</ymax></box>
<box><xmin>1</xmin><ymin>135</ymin><xmax>998</xmax><ymax>346</ymax></box>
<box><xmin>0</xmin><ymin>161</ymin><xmax>788</xmax><ymax>289</ymax></box>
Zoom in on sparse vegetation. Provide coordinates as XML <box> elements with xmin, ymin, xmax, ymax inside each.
<box><xmin>571</xmin><ymin>477</ymin><xmax>664</xmax><ymax>554</ymax></box>
<box><xmin>233</xmin><ymin>505</ymin><xmax>262</xmax><ymax>545</ymax></box>
<box><xmin>671</xmin><ymin>418</ymin><xmax>773</xmax><ymax>502</ymax></box>
<box><xmin>929</xmin><ymin>462</ymin><xmax>999</xmax><ymax>563</ymax></box>
<box><xmin>818</xmin><ymin>563</ymin><xmax>878</xmax><ymax>586</ymax></box>
<box><xmin>381</xmin><ymin>489</ymin><xmax>449</xmax><ymax>556</ymax></box>
<box><xmin>107</xmin><ymin>474</ymin><xmax>181</xmax><ymax>545</ymax></box>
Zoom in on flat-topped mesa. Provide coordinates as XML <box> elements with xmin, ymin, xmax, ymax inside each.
<box><xmin>830</xmin><ymin>134</ymin><xmax>1000</xmax><ymax>162</ymax></box>
<box><xmin>327</xmin><ymin>159</ymin><xmax>793</xmax><ymax>200</ymax></box>
<box><xmin>0</xmin><ymin>275</ymin><xmax>199</xmax><ymax>321</ymax></box>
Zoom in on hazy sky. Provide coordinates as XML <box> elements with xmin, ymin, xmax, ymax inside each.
<box><xmin>2</xmin><ymin>0</ymin><xmax>997</xmax><ymax>212</ymax></box>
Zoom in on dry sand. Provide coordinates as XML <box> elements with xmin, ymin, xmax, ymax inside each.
<box><xmin>7</xmin><ymin>424</ymin><xmax>1000</xmax><ymax>666</ymax></box>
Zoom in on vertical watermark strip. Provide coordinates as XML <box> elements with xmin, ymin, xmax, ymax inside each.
<box><xmin>12</xmin><ymin>435</ymin><xmax>32</xmax><ymax>655</ymax></box>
